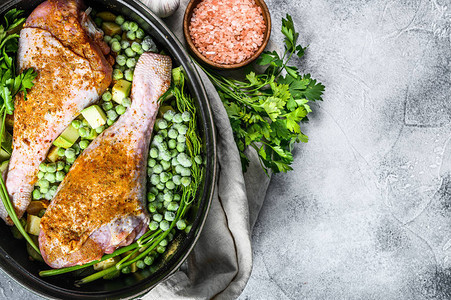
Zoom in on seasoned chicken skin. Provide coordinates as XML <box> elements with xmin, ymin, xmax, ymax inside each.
<box><xmin>39</xmin><ymin>52</ymin><xmax>172</xmax><ymax>268</ymax></box>
<box><xmin>0</xmin><ymin>0</ymin><xmax>112</xmax><ymax>223</ymax></box>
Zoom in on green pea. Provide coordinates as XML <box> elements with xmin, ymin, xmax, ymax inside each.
<box><xmin>147</xmin><ymin>192</ymin><xmax>156</xmax><ymax>202</ymax></box>
<box><xmin>160</xmin><ymin>151</ymin><xmax>171</xmax><ymax>162</ymax></box>
<box><xmin>161</xmin><ymin>160</ymin><xmax>171</xmax><ymax>170</ymax></box>
<box><xmin>124</xmin><ymin>47</ymin><xmax>136</xmax><ymax>57</ymax></box>
<box><xmin>159</xmin><ymin>172</ymin><xmax>169</xmax><ymax>183</ymax></box>
<box><xmin>102</xmin><ymin>101</ymin><xmax>113</xmax><ymax>111</ymax></box>
<box><xmin>113</xmin><ymin>69</ymin><xmax>123</xmax><ymax>80</ymax></box>
<box><xmin>154</xmin><ymin>164</ymin><xmax>164</xmax><ymax>173</ymax></box>
<box><xmin>148</xmin><ymin>158</ymin><xmax>156</xmax><ymax>168</ymax></box>
<box><xmin>173</xmin><ymin>113</ymin><xmax>183</xmax><ymax>123</ymax></box>
<box><xmin>107</xmin><ymin>110</ymin><xmax>118</xmax><ymax>121</ymax></box>
<box><xmin>149</xmin><ymin>147</ymin><xmax>159</xmax><ymax>158</ymax></box>
<box><xmin>56</xmin><ymin>171</ymin><xmax>65</xmax><ymax>182</ymax></box>
<box><xmin>165</xmin><ymin>181</ymin><xmax>175</xmax><ymax>190</ymax></box>
<box><xmin>115</xmin><ymin>15</ymin><xmax>125</xmax><ymax>25</ymax></box>
<box><xmin>44</xmin><ymin>191</ymin><xmax>53</xmax><ymax>200</ymax></box>
<box><xmin>38</xmin><ymin>178</ymin><xmax>50</xmax><ymax>189</ymax></box>
<box><xmin>172</xmin><ymin>175</ymin><xmax>181</xmax><ymax>185</ymax></box>
<box><xmin>66</xmin><ymin>156</ymin><xmax>76</xmax><ymax>164</ymax></box>
<box><xmin>57</xmin><ymin>147</ymin><xmax>66</xmax><ymax>156</ymax></box>
<box><xmin>111</xmin><ymin>41</ymin><xmax>121</xmax><ymax>53</ymax></box>
<box><xmin>82</xmin><ymin>119</ymin><xmax>90</xmax><ymax>127</ymax></box>
<box><xmin>121</xmin><ymin>266</ymin><xmax>131</xmax><ymax>274</ymax></box>
<box><xmin>131</xmin><ymin>42</ymin><xmax>142</xmax><ymax>53</ymax></box>
<box><xmin>116</xmin><ymin>55</ymin><xmax>127</xmax><ymax>66</ymax></box>
<box><xmin>181</xmin><ymin>177</ymin><xmax>191</xmax><ymax>187</ymax></box>
<box><xmin>121</xmin><ymin>40</ymin><xmax>130</xmax><ymax>49</ymax></box>
<box><xmin>32</xmin><ymin>189</ymin><xmax>41</xmax><ymax>200</ymax></box>
<box><xmin>127</xmin><ymin>31</ymin><xmax>136</xmax><ymax>41</ymax></box>
<box><xmin>159</xmin><ymin>220</ymin><xmax>170</xmax><ymax>232</ymax></box>
<box><xmin>176</xmin><ymin>143</ymin><xmax>186</xmax><ymax>153</ymax></box>
<box><xmin>39</xmin><ymin>163</ymin><xmax>47</xmax><ymax>172</ymax></box>
<box><xmin>181</xmin><ymin>168</ymin><xmax>191</xmax><ymax>177</ymax></box>
<box><xmin>102</xmin><ymin>90</ymin><xmax>112</xmax><ymax>102</ymax></box>
<box><xmin>176</xmin><ymin>219</ymin><xmax>187</xmax><ymax>230</ymax></box>
<box><xmin>148</xmin><ymin>203</ymin><xmax>157</xmax><ymax>213</ymax></box>
<box><xmin>159</xmin><ymin>238</ymin><xmax>168</xmax><ymax>247</ymax></box>
<box><xmin>158</xmin><ymin>129</ymin><xmax>168</xmax><ymax>138</ymax></box>
<box><xmin>65</xmin><ymin>148</ymin><xmax>76</xmax><ymax>159</ymax></box>
<box><xmin>135</xmin><ymin>28</ymin><xmax>145</xmax><ymax>39</ymax></box>
<box><xmin>37</xmin><ymin>171</ymin><xmax>45</xmax><ymax>179</ymax></box>
<box><xmin>95</xmin><ymin>125</ymin><xmax>105</xmax><ymax>133</ymax></box>
<box><xmin>109</xmin><ymin>37</ymin><xmax>119</xmax><ymax>45</ymax></box>
<box><xmin>157</xmin><ymin>193</ymin><xmax>165</xmax><ymax>202</ymax></box>
<box><xmin>155</xmin><ymin>201</ymin><xmax>163</xmax><ymax>210</ymax></box>
<box><xmin>149</xmin><ymin>220</ymin><xmax>159</xmax><ymax>231</ymax></box>
<box><xmin>71</xmin><ymin>120</ymin><xmax>82</xmax><ymax>129</ymax></box>
<box><xmin>79</xmin><ymin>127</ymin><xmax>89</xmax><ymax>138</ymax></box>
<box><xmin>115</xmin><ymin>105</ymin><xmax>126</xmax><ymax>115</ymax></box>
<box><xmin>153</xmin><ymin>213</ymin><xmax>163</xmax><ymax>222</ymax></box>
<box><xmin>121</xmin><ymin>21</ymin><xmax>130</xmax><ymax>31</ymax></box>
<box><xmin>86</xmin><ymin>129</ymin><xmax>97</xmax><ymax>140</ymax></box>
<box><xmin>104</xmin><ymin>35</ymin><xmax>112</xmax><ymax>43</ymax></box>
<box><xmin>79</xmin><ymin>140</ymin><xmax>89</xmax><ymax>149</ymax></box>
<box><xmin>181</xmin><ymin>111</ymin><xmax>192</xmax><ymax>122</ymax></box>
<box><xmin>136</xmin><ymin>260</ymin><xmax>146</xmax><ymax>269</ymax></box>
<box><xmin>124</xmin><ymin>69</ymin><xmax>133</xmax><ymax>81</ymax></box>
<box><xmin>107</xmin><ymin>118</ymin><xmax>115</xmax><ymax>126</ymax></box>
<box><xmin>126</xmin><ymin>58</ymin><xmax>136</xmax><ymax>68</ymax></box>
<box><xmin>173</xmin><ymin>194</ymin><xmax>181</xmax><ymax>202</ymax></box>
<box><xmin>167</xmin><ymin>201</ymin><xmax>179</xmax><ymax>211</ymax></box>
<box><xmin>156</xmin><ymin>183</ymin><xmax>165</xmax><ymax>190</ymax></box>
<box><xmin>156</xmin><ymin>119</ymin><xmax>168</xmax><ymax>129</ymax></box>
<box><xmin>177</xmin><ymin>135</ymin><xmax>186</xmax><ymax>143</ymax></box>
<box><xmin>163</xmin><ymin>191</ymin><xmax>173</xmax><ymax>202</ymax></box>
<box><xmin>185</xmin><ymin>224</ymin><xmax>192</xmax><ymax>234</ymax></box>
<box><xmin>122</xmin><ymin>97</ymin><xmax>132</xmax><ymax>107</ymax></box>
<box><xmin>40</xmin><ymin>187</ymin><xmax>49</xmax><ymax>194</ymax></box>
<box><xmin>56</xmin><ymin>161</ymin><xmax>65</xmax><ymax>171</ymax></box>
<box><xmin>128</xmin><ymin>22</ymin><xmax>138</xmax><ymax>32</ymax></box>
<box><xmin>150</xmin><ymin>174</ymin><xmax>160</xmax><ymax>185</ymax></box>
<box><xmin>171</xmin><ymin>157</ymin><xmax>179</xmax><ymax>167</ymax></box>
<box><xmin>168</xmin><ymin>129</ymin><xmax>178</xmax><ymax>140</ymax></box>
<box><xmin>64</xmin><ymin>165</ymin><xmax>71</xmax><ymax>173</ymax></box>
<box><xmin>46</xmin><ymin>162</ymin><xmax>57</xmax><ymax>173</ymax></box>
<box><xmin>144</xmin><ymin>255</ymin><xmax>154</xmax><ymax>266</ymax></box>
<box><xmin>178</xmin><ymin>125</ymin><xmax>188</xmax><ymax>135</ymax></box>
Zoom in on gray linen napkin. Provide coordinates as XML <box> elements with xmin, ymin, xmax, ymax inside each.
<box><xmin>141</xmin><ymin>0</ymin><xmax>271</xmax><ymax>299</ymax></box>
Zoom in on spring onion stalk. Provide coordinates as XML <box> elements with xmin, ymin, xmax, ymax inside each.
<box><xmin>0</xmin><ymin>108</ymin><xmax>40</xmax><ymax>254</ymax></box>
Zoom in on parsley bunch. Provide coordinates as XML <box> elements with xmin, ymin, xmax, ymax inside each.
<box><xmin>201</xmin><ymin>14</ymin><xmax>324</xmax><ymax>174</ymax></box>
<box><xmin>0</xmin><ymin>9</ymin><xmax>38</xmax><ymax>253</ymax></box>
<box><xmin>0</xmin><ymin>9</ymin><xmax>36</xmax><ymax>114</ymax></box>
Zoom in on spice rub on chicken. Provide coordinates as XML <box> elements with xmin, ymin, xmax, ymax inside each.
<box><xmin>1</xmin><ymin>0</ymin><xmax>112</xmax><ymax>224</ymax></box>
<box><xmin>39</xmin><ymin>52</ymin><xmax>172</xmax><ymax>268</ymax></box>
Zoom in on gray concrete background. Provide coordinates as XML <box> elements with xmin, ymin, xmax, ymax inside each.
<box><xmin>2</xmin><ymin>0</ymin><xmax>451</xmax><ymax>299</ymax></box>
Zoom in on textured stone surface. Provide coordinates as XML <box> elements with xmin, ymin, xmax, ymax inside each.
<box><xmin>2</xmin><ymin>0</ymin><xmax>451</xmax><ymax>299</ymax></box>
<box><xmin>239</xmin><ymin>0</ymin><xmax>451</xmax><ymax>299</ymax></box>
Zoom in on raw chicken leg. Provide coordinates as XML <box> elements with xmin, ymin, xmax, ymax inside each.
<box><xmin>1</xmin><ymin>0</ymin><xmax>112</xmax><ymax>223</ymax></box>
<box><xmin>39</xmin><ymin>52</ymin><xmax>172</xmax><ymax>268</ymax></box>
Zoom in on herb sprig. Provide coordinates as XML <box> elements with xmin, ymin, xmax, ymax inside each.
<box><xmin>0</xmin><ymin>9</ymin><xmax>38</xmax><ymax>252</ymax></box>
<box><xmin>201</xmin><ymin>14</ymin><xmax>324</xmax><ymax>174</ymax></box>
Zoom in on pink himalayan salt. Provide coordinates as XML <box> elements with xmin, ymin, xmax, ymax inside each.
<box><xmin>189</xmin><ymin>0</ymin><xmax>266</xmax><ymax>65</ymax></box>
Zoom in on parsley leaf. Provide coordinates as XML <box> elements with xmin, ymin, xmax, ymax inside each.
<box><xmin>200</xmin><ymin>14</ymin><xmax>325</xmax><ymax>174</ymax></box>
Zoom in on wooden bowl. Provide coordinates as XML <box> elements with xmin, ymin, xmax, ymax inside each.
<box><xmin>183</xmin><ymin>0</ymin><xmax>271</xmax><ymax>70</ymax></box>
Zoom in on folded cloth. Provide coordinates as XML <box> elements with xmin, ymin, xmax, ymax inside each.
<box><xmin>142</xmin><ymin>0</ymin><xmax>272</xmax><ymax>299</ymax></box>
